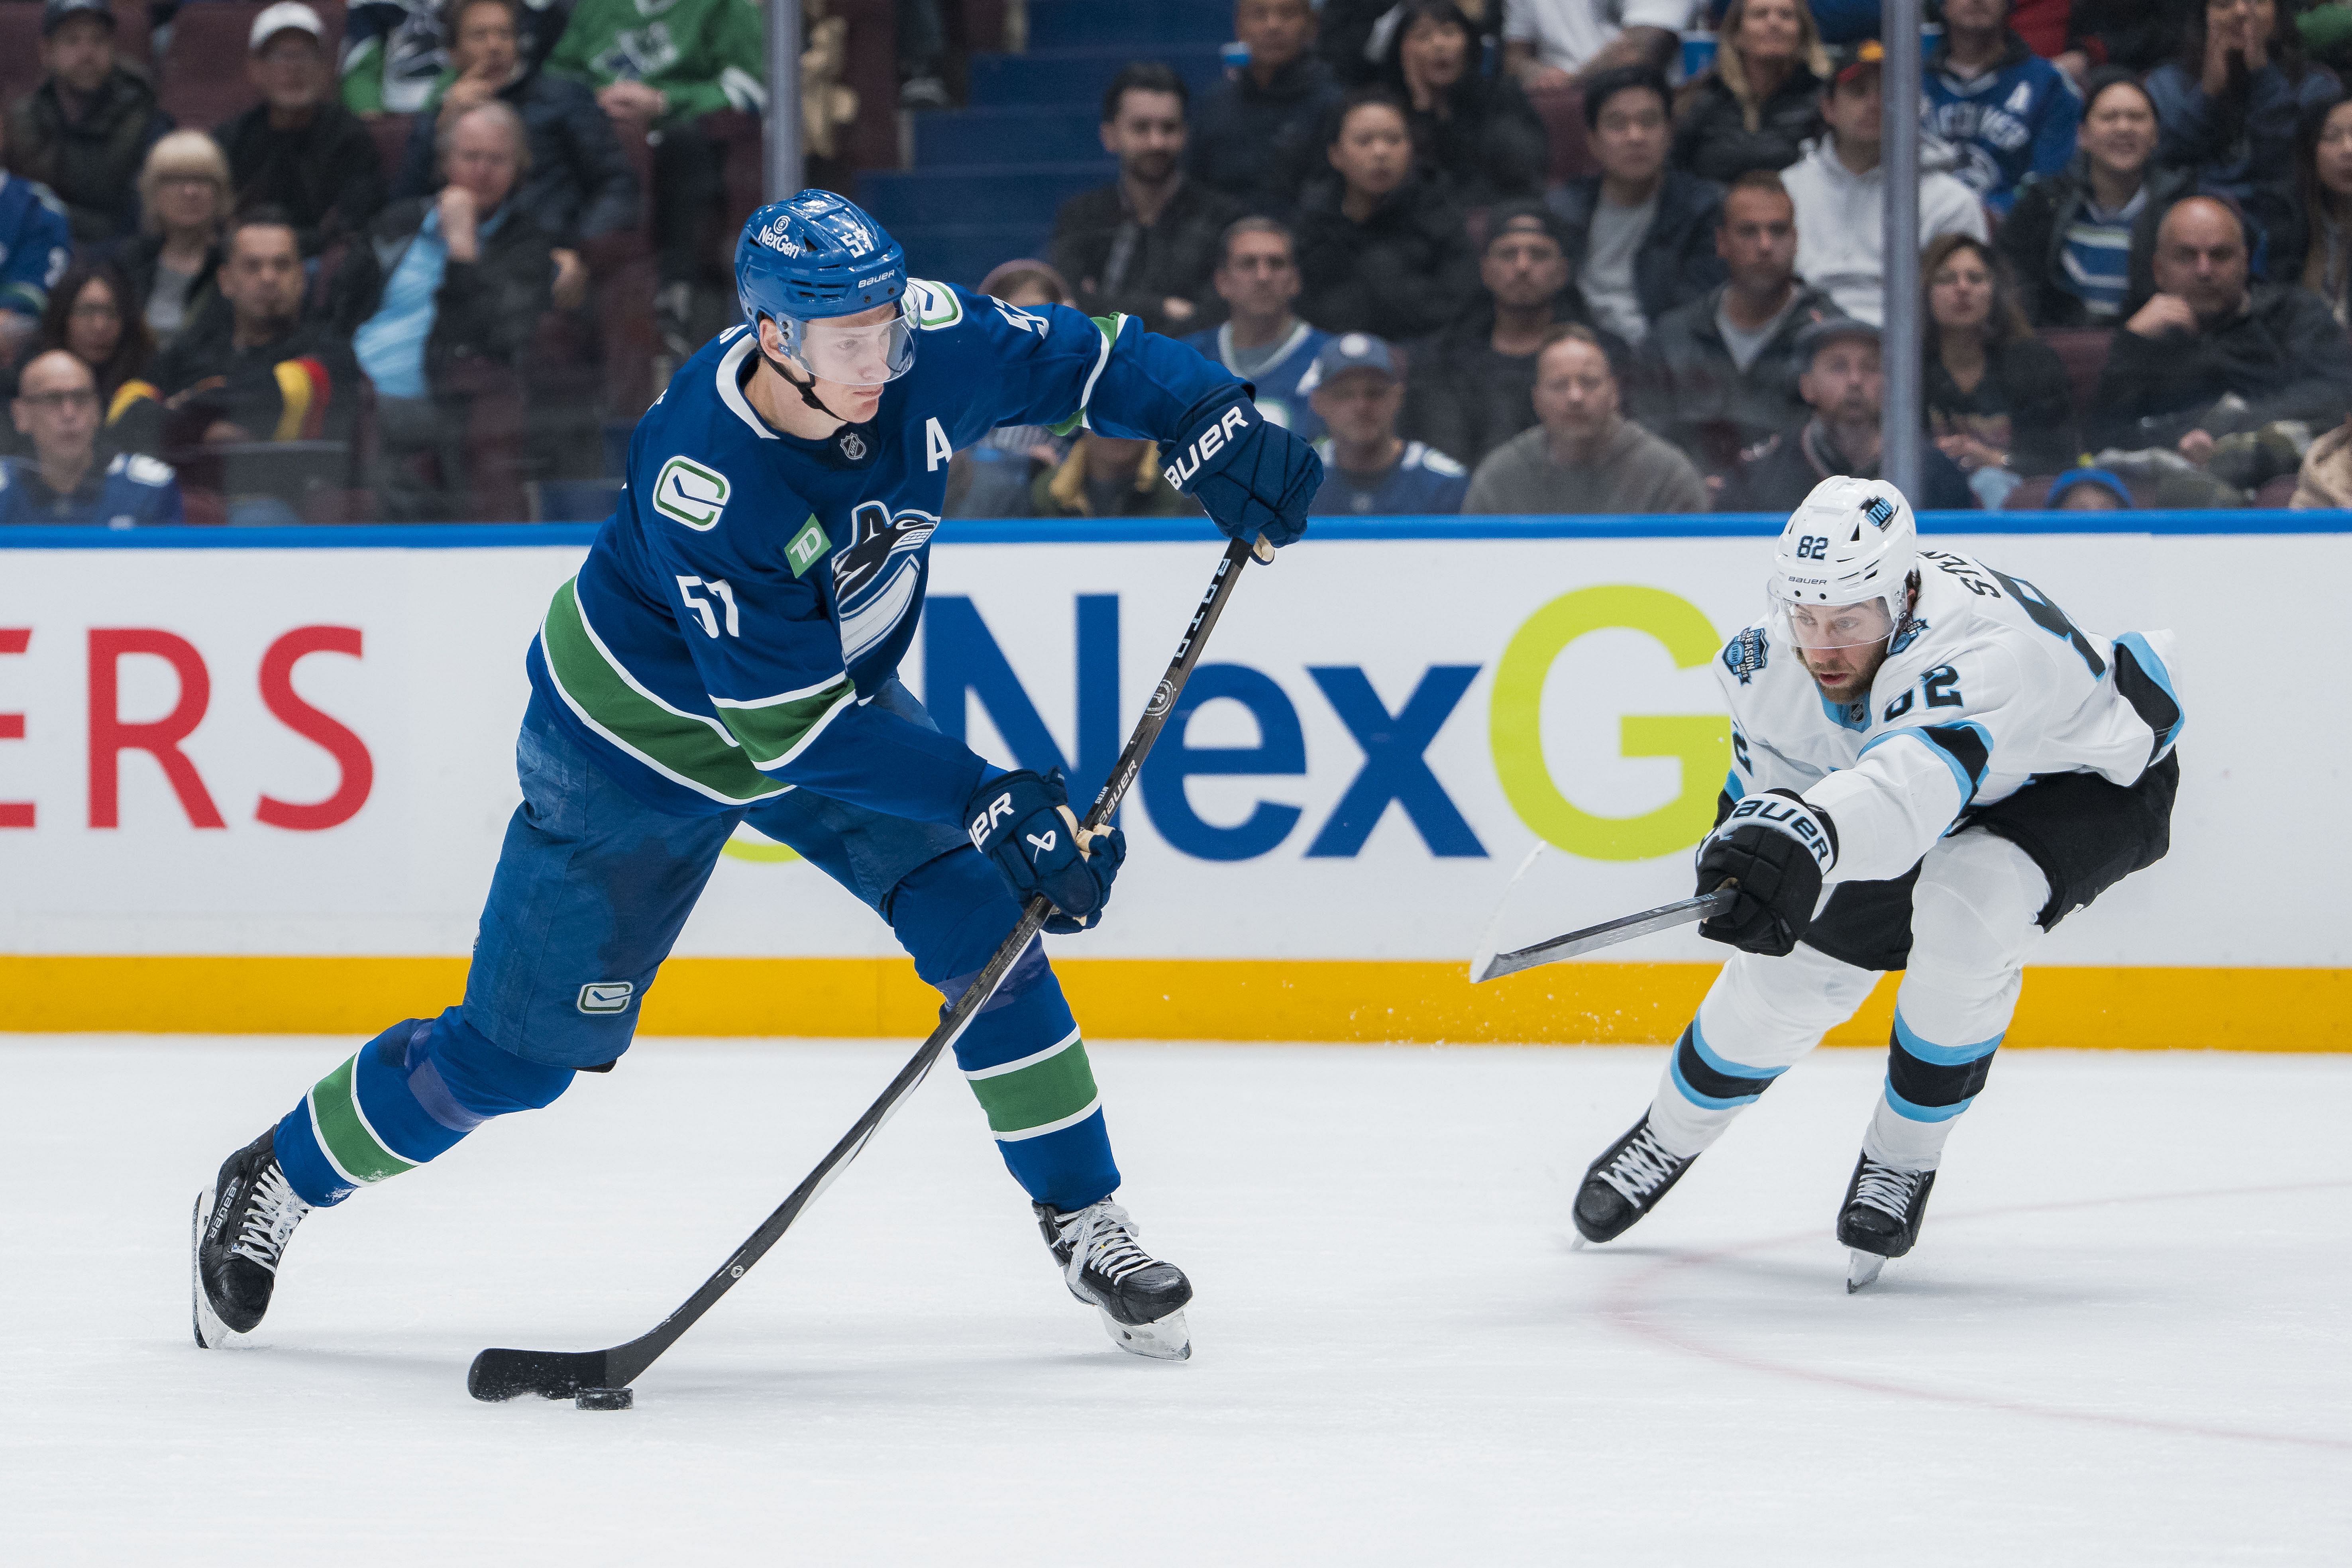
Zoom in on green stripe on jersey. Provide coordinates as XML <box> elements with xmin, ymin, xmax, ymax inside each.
<box><xmin>540</xmin><ymin>578</ymin><xmax>852</xmax><ymax>805</ymax></box>
<box><xmin>307</xmin><ymin>1055</ymin><xmax>417</xmax><ymax>1186</ymax></box>
<box><xmin>965</xmin><ymin>1034</ymin><xmax>1100</xmax><ymax>1141</ymax></box>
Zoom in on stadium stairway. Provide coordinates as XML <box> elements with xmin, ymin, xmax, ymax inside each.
<box><xmin>858</xmin><ymin>0</ymin><xmax>1233</xmax><ymax>287</ymax></box>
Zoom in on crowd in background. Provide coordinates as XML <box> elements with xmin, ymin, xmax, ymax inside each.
<box><xmin>9</xmin><ymin>0</ymin><xmax>2352</xmax><ymax>526</ymax></box>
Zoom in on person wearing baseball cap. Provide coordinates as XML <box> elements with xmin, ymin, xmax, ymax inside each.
<box><xmin>5</xmin><ymin>0</ymin><xmax>170</xmax><ymax>247</ymax></box>
<box><xmin>214</xmin><ymin>3</ymin><xmax>389</xmax><ymax>255</ymax></box>
<box><xmin>1305</xmin><ymin>333</ymin><xmax>1470</xmax><ymax>516</ymax></box>
<box><xmin>1718</xmin><ymin>316</ymin><xmax>1977</xmax><ymax>513</ymax></box>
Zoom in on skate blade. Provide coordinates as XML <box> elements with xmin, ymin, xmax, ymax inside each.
<box><xmin>1101</xmin><ymin>1306</ymin><xmax>1191</xmax><ymax>1361</ymax></box>
<box><xmin>1845</xmin><ymin>1250</ymin><xmax>1887</xmax><ymax>1293</ymax></box>
<box><xmin>190</xmin><ymin>1187</ymin><xmax>242</xmax><ymax>1350</ymax></box>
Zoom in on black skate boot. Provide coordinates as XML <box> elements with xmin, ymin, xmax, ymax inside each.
<box><xmin>1035</xmin><ymin>1199</ymin><xmax>1193</xmax><ymax>1361</ymax></box>
<box><xmin>1573</xmin><ymin>1115</ymin><xmax>1698</xmax><ymax>1244</ymax></box>
<box><xmin>191</xmin><ymin>1129</ymin><xmax>312</xmax><ymax>1347</ymax></box>
<box><xmin>1837</xmin><ymin>1152</ymin><xmax>1937</xmax><ymax>1292</ymax></box>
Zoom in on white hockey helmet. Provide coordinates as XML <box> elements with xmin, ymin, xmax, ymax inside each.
<box><xmin>1767</xmin><ymin>475</ymin><xmax>1918</xmax><ymax>651</ymax></box>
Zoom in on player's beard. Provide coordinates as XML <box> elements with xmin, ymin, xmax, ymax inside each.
<box><xmin>1802</xmin><ymin>646</ymin><xmax>1885</xmax><ymax>705</ymax></box>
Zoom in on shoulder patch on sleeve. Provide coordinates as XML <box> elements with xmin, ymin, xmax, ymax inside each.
<box><xmin>124</xmin><ymin>453</ymin><xmax>174</xmax><ymax>487</ymax></box>
<box><xmin>1720</xmin><ymin>626</ymin><xmax>1769</xmax><ymax>685</ymax></box>
<box><xmin>909</xmin><ymin>279</ymin><xmax>965</xmax><ymax>331</ymax></box>
<box><xmin>652</xmin><ymin>455</ymin><xmax>732</xmax><ymax>530</ymax></box>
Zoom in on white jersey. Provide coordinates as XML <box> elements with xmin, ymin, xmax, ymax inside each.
<box><xmin>1716</xmin><ymin>548</ymin><xmax>2184</xmax><ymax>884</ymax></box>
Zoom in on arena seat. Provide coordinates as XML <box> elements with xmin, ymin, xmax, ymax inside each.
<box><xmin>1527</xmin><ymin>83</ymin><xmax>1598</xmax><ymax>183</ymax></box>
<box><xmin>367</xmin><ymin>112</ymin><xmax>415</xmax><ymax>193</ymax></box>
<box><xmin>0</xmin><ymin>8</ymin><xmax>45</xmax><ymax>118</ymax></box>
<box><xmin>2041</xmin><ymin>328</ymin><xmax>2115</xmax><ymax>423</ymax></box>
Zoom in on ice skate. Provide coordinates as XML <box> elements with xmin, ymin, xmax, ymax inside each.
<box><xmin>1573</xmin><ymin>1115</ymin><xmax>1697</xmax><ymax>1244</ymax></box>
<box><xmin>1838</xmin><ymin>1152</ymin><xmax>1936</xmax><ymax>1293</ymax></box>
<box><xmin>1035</xmin><ymin>1199</ymin><xmax>1193</xmax><ymax>1361</ymax></box>
<box><xmin>192</xmin><ymin>1129</ymin><xmax>311</xmax><ymax>1347</ymax></box>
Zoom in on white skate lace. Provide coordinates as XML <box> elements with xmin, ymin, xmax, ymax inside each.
<box><xmin>1058</xmin><ymin>1201</ymin><xmax>1156</xmax><ymax>1291</ymax></box>
<box><xmin>1599</xmin><ymin>1125</ymin><xmax>1685</xmax><ymax>1203</ymax></box>
<box><xmin>1852</xmin><ymin>1159</ymin><xmax>1921</xmax><ymax>1219</ymax></box>
<box><xmin>229</xmin><ymin>1162</ymin><xmax>311</xmax><ymax>1276</ymax></box>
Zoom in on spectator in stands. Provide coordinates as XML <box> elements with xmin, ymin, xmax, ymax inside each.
<box><xmin>336</xmin><ymin>102</ymin><xmax>554</xmax><ymax>521</ymax></box>
<box><xmin>1401</xmin><ymin>200</ymin><xmax>1623</xmax><ymax>468</ymax></box>
<box><xmin>216</xmin><ymin>5</ymin><xmax>391</xmax><ymax>256</ymax></box>
<box><xmin>944</xmin><ymin>260</ymin><xmax>1072</xmax><ymax>518</ymax></box>
<box><xmin>1182</xmin><ymin>217</ymin><xmax>1330</xmax><ymax>440</ymax></box>
<box><xmin>1923</xmin><ymin>0</ymin><xmax>2081</xmax><ymax>217</ymax></box>
<box><xmin>0</xmin><ymin>350</ymin><xmax>181</xmax><ymax>526</ymax></box>
<box><xmin>1322</xmin><ymin>0</ymin><xmax>1509</xmax><ymax>87</ymax></box>
<box><xmin>0</xmin><ymin>115</ymin><xmax>72</xmax><ymax>365</ymax></box>
<box><xmin>1505</xmin><ymin>0</ymin><xmax>1693</xmax><ymax>90</ymax></box>
<box><xmin>123</xmin><ymin>131</ymin><xmax>230</xmax><ymax>348</ymax></box>
<box><xmin>2088</xmin><ymin>194</ymin><xmax>2352</xmax><ymax>455</ymax></box>
<box><xmin>2298</xmin><ymin>96</ymin><xmax>2352</xmax><ymax>322</ymax></box>
<box><xmin>1191</xmin><ymin>0</ymin><xmax>1343</xmax><ymax>213</ymax></box>
<box><xmin>1376</xmin><ymin>1</ymin><xmax>1547</xmax><ymax>206</ymax></box>
<box><xmin>2047</xmin><ymin>465</ymin><xmax>2134</xmax><ymax>508</ymax></box>
<box><xmin>2063</xmin><ymin>0</ymin><xmax>2202</xmax><ymax>78</ymax></box>
<box><xmin>1720</xmin><ymin>318</ymin><xmax>1976</xmax><ymax>510</ymax></box>
<box><xmin>1464</xmin><ymin>324</ymin><xmax>1706</xmax><ymax>513</ymax></box>
<box><xmin>344</xmin><ymin>0</ymin><xmax>444</xmax><ymax>116</ymax></box>
<box><xmin>1294</xmin><ymin>89</ymin><xmax>1480</xmax><ymax>340</ymax></box>
<box><xmin>549</xmin><ymin>0</ymin><xmax>764</xmax><ymax>337</ymax></box>
<box><xmin>1781</xmin><ymin>41</ymin><xmax>1989</xmax><ymax>324</ymax></box>
<box><xmin>1629</xmin><ymin>169</ymin><xmax>1843</xmax><ymax>476</ymax></box>
<box><xmin>33</xmin><ymin>260</ymin><xmax>162</xmax><ymax>457</ymax></box>
<box><xmin>152</xmin><ymin>208</ymin><xmax>359</xmax><ymax>523</ymax></box>
<box><xmin>396</xmin><ymin>0</ymin><xmax>637</xmax><ymax>312</ymax></box>
<box><xmin>1305</xmin><ymin>332</ymin><xmax>1469</xmax><ymax>514</ymax></box>
<box><xmin>1999</xmin><ymin>72</ymin><xmax>2190</xmax><ymax>328</ymax></box>
<box><xmin>2146</xmin><ymin>0</ymin><xmax>2343</xmax><ymax>279</ymax></box>
<box><xmin>5</xmin><ymin>0</ymin><xmax>170</xmax><ymax>249</ymax></box>
<box><xmin>1673</xmin><ymin>0</ymin><xmax>1829</xmax><ymax>183</ymax></box>
<box><xmin>1050</xmin><ymin>64</ymin><xmax>1244</xmax><ymax>339</ymax></box>
<box><xmin>1920</xmin><ymin>234</ymin><xmax>2076</xmax><ymax>506</ymax></box>
<box><xmin>2289</xmin><ymin>409</ymin><xmax>2352</xmax><ymax>505</ymax></box>
<box><xmin>1547</xmin><ymin>65</ymin><xmax>1726</xmax><ymax>345</ymax></box>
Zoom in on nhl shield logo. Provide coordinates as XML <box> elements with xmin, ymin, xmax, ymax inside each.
<box><xmin>838</xmin><ymin>431</ymin><xmax>867</xmax><ymax>461</ymax></box>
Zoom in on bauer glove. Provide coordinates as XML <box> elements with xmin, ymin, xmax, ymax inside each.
<box><xmin>1162</xmin><ymin>395</ymin><xmax>1319</xmax><ymax>549</ymax></box>
<box><xmin>1694</xmin><ymin>790</ymin><xmax>1838</xmax><ymax>957</ymax></box>
<box><xmin>965</xmin><ymin>767</ymin><xmax>1127</xmax><ymax>934</ymax></box>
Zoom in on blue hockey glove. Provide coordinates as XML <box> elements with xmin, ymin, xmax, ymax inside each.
<box><xmin>965</xmin><ymin>768</ymin><xmax>1127</xmax><ymax>934</ymax></box>
<box><xmin>1162</xmin><ymin>396</ymin><xmax>1319</xmax><ymax>549</ymax></box>
<box><xmin>1694</xmin><ymin>791</ymin><xmax>1838</xmax><ymax>957</ymax></box>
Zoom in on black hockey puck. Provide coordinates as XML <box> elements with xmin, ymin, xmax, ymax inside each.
<box><xmin>575</xmin><ymin>1386</ymin><xmax>633</xmax><ymax>1411</ymax></box>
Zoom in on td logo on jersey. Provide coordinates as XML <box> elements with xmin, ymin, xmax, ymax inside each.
<box><xmin>653</xmin><ymin>456</ymin><xmax>731</xmax><ymax>530</ymax></box>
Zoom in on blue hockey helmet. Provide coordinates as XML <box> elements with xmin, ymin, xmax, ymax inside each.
<box><xmin>736</xmin><ymin>191</ymin><xmax>918</xmax><ymax>385</ymax></box>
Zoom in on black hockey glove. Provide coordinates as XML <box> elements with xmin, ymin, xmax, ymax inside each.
<box><xmin>1163</xmin><ymin>395</ymin><xmax>1319</xmax><ymax>549</ymax></box>
<box><xmin>965</xmin><ymin>768</ymin><xmax>1127</xmax><ymax>934</ymax></box>
<box><xmin>1694</xmin><ymin>790</ymin><xmax>1839</xmax><ymax>957</ymax></box>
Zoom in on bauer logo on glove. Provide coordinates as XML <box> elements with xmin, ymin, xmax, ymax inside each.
<box><xmin>1162</xmin><ymin>404</ymin><xmax>1255</xmax><ymax>490</ymax></box>
<box><xmin>963</xmin><ymin>768</ymin><xmax>1129</xmax><ymax>934</ymax></box>
<box><xmin>1164</xmin><ymin>394</ymin><xmax>1319</xmax><ymax>549</ymax></box>
<box><xmin>1720</xmin><ymin>792</ymin><xmax>1837</xmax><ymax>870</ymax></box>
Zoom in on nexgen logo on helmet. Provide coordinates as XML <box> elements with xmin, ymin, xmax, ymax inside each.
<box><xmin>735</xmin><ymin>191</ymin><xmax>918</xmax><ymax>402</ymax></box>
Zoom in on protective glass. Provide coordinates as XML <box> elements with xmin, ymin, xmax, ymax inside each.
<box><xmin>1768</xmin><ymin>590</ymin><xmax>1895</xmax><ymax>653</ymax></box>
<box><xmin>779</xmin><ymin>295</ymin><xmax>919</xmax><ymax>386</ymax></box>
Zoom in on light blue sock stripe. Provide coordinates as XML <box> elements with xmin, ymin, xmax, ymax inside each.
<box><xmin>1892</xmin><ymin>1008</ymin><xmax>2005</xmax><ymax>1066</ymax></box>
<box><xmin>1669</xmin><ymin>1050</ymin><xmax>1765</xmax><ymax>1111</ymax></box>
<box><xmin>1687</xmin><ymin>1015</ymin><xmax>1791</xmax><ymax>1081</ymax></box>
<box><xmin>1884</xmin><ymin>1080</ymin><xmax>1975</xmax><ymax>1123</ymax></box>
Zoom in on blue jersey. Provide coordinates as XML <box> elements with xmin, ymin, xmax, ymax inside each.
<box><xmin>1922</xmin><ymin>35</ymin><xmax>2079</xmax><ymax>216</ymax></box>
<box><xmin>0</xmin><ymin>452</ymin><xmax>182</xmax><ymax>527</ymax></box>
<box><xmin>0</xmin><ymin>173</ymin><xmax>69</xmax><ymax>318</ymax></box>
<box><xmin>1183</xmin><ymin>319</ymin><xmax>1330</xmax><ymax>444</ymax></box>
<box><xmin>530</xmin><ymin>283</ymin><xmax>1242</xmax><ymax>821</ymax></box>
<box><xmin>1307</xmin><ymin>440</ymin><xmax>1468</xmax><ymax>516</ymax></box>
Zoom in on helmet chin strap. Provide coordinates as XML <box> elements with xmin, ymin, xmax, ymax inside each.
<box><xmin>754</xmin><ymin>318</ymin><xmax>854</xmax><ymax>424</ymax></box>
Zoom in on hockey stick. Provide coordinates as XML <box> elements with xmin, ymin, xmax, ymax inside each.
<box><xmin>1469</xmin><ymin>887</ymin><xmax>1736</xmax><ymax>984</ymax></box>
<box><xmin>468</xmin><ymin>532</ymin><xmax>1275</xmax><ymax>1404</ymax></box>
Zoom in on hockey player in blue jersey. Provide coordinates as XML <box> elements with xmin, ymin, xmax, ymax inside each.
<box><xmin>191</xmin><ymin>192</ymin><xmax>1322</xmax><ymax>1362</ymax></box>
<box><xmin>1921</xmin><ymin>0</ymin><xmax>2081</xmax><ymax>216</ymax></box>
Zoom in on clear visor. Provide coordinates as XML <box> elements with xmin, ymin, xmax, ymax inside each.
<box><xmin>779</xmin><ymin>296</ymin><xmax>918</xmax><ymax>387</ymax></box>
<box><xmin>1769</xmin><ymin>590</ymin><xmax>1896</xmax><ymax>653</ymax></box>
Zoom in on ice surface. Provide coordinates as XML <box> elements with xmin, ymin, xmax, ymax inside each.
<box><xmin>5</xmin><ymin>1035</ymin><xmax>2347</xmax><ymax>1564</ymax></box>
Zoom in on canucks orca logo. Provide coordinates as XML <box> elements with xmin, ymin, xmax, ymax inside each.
<box><xmin>1721</xmin><ymin>627</ymin><xmax>1769</xmax><ymax>685</ymax></box>
<box><xmin>832</xmin><ymin>500</ymin><xmax>937</xmax><ymax>665</ymax></box>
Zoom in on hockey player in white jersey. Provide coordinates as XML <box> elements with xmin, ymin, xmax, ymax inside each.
<box><xmin>1572</xmin><ymin>475</ymin><xmax>2183</xmax><ymax>1287</ymax></box>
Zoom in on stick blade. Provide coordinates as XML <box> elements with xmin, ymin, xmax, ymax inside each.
<box><xmin>469</xmin><ymin>1346</ymin><xmax>611</xmax><ymax>1403</ymax></box>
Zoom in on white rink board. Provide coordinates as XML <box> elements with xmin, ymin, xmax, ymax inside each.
<box><xmin>0</xmin><ymin>526</ymin><xmax>2340</xmax><ymax>966</ymax></box>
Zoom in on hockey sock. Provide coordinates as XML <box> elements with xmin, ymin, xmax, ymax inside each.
<box><xmin>1861</xmin><ymin>1008</ymin><xmax>2002</xmax><ymax>1172</ymax></box>
<box><xmin>273</xmin><ymin>1010</ymin><xmax>576</xmax><ymax>1207</ymax></box>
<box><xmin>941</xmin><ymin>938</ymin><xmax>1119</xmax><ymax>1211</ymax></box>
<box><xmin>1645</xmin><ymin>1016</ymin><xmax>1790</xmax><ymax>1158</ymax></box>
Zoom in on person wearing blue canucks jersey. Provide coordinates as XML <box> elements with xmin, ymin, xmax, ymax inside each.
<box><xmin>1181</xmin><ymin>218</ymin><xmax>1330</xmax><ymax>444</ymax></box>
<box><xmin>1922</xmin><ymin>0</ymin><xmax>2081</xmax><ymax>216</ymax></box>
<box><xmin>191</xmin><ymin>192</ymin><xmax>1323</xmax><ymax>1364</ymax></box>
<box><xmin>0</xmin><ymin>350</ymin><xmax>183</xmax><ymax>528</ymax></box>
<box><xmin>0</xmin><ymin>155</ymin><xmax>70</xmax><ymax>342</ymax></box>
<box><xmin>1303</xmin><ymin>334</ymin><xmax>1469</xmax><ymax>516</ymax></box>
<box><xmin>1568</xmin><ymin>475</ymin><xmax>2182</xmax><ymax>1290</ymax></box>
